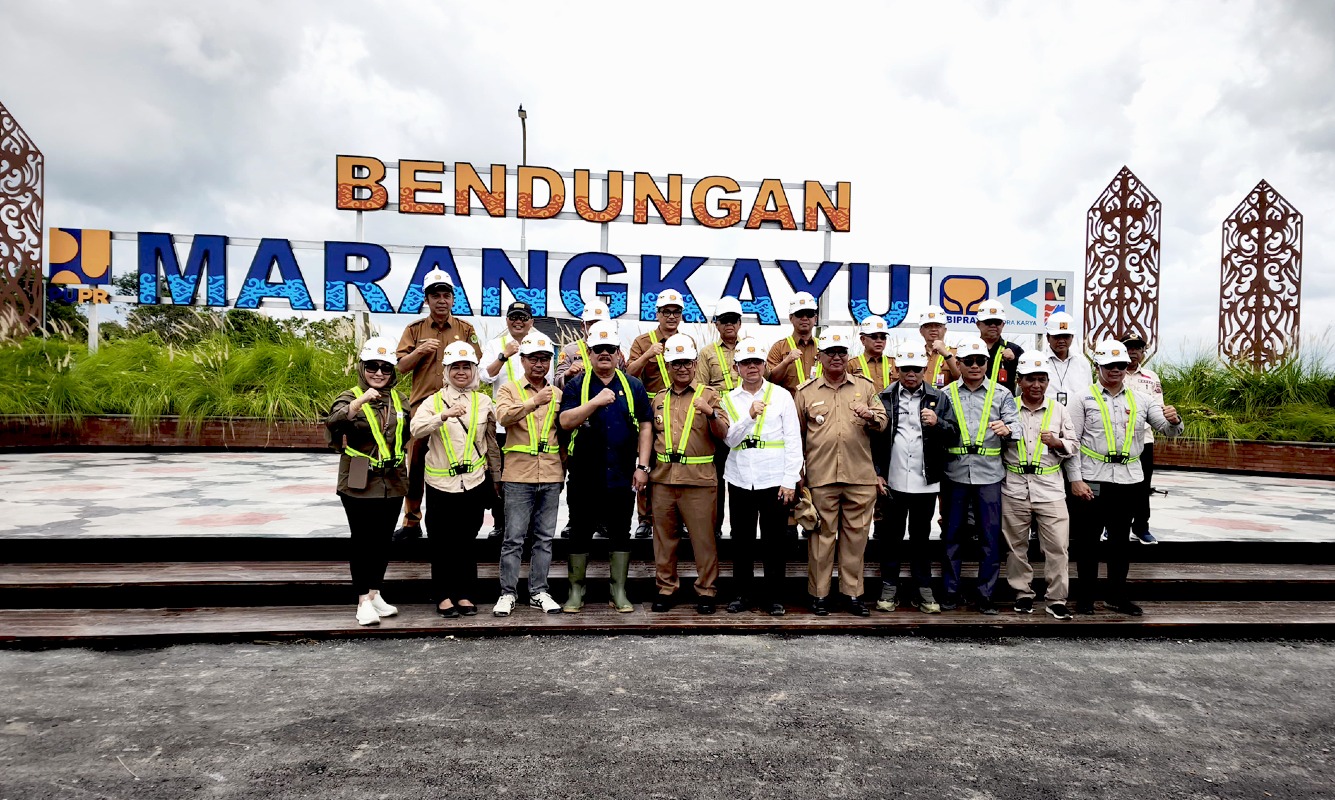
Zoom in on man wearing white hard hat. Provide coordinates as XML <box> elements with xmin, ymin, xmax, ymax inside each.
<box><xmin>721</xmin><ymin>337</ymin><xmax>803</xmax><ymax>615</ymax></box>
<box><xmin>936</xmin><ymin>334</ymin><xmax>1020</xmax><ymax>614</ymax></box>
<box><xmin>555</xmin><ymin>298</ymin><xmax>625</xmax><ymax>390</ymax></box>
<box><xmin>1042</xmin><ymin>312</ymin><xmax>1092</xmax><ymax>407</ymax></box>
<box><xmin>974</xmin><ymin>299</ymin><xmax>1024</xmax><ymax>394</ymax></box>
<box><xmin>1067</xmin><ymin>339</ymin><xmax>1183</xmax><ymax>616</ymax></box>
<box><xmin>766</xmin><ymin>291</ymin><xmax>820</xmax><ymax>393</ymax></box>
<box><xmin>698</xmin><ymin>296</ymin><xmax>746</xmax><ymax>539</ymax></box>
<box><xmin>642</xmin><ymin>333</ymin><xmax>731</xmax><ymax>614</ymax></box>
<box><xmin>795</xmin><ymin>330</ymin><xmax>888</xmax><ymax>616</ymax></box>
<box><xmin>558</xmin><ymin>320</ymin><xmax>654</xmax><ymax>613</ymax></box>
<box><xmin>850</xmin><ymin>315</ymin><xmax>898</xmax><ymax>393</ymax></box>
<box><xmin>871</xmin><ymin>342</ymin><xmax>950</xmax><ymax>614</ymax></box>
<box><xmin>392</xmin><ymin>269</ymin><xmax>483</xmax><ymax>542</ymax></box>
<box><xmin>917</xmin><ymin>305</ymin><xmax>959</xmax><ymax>389</ymax></box>
<box><xmin>1122</xmin><ymin>330</ymin><xmax>1164</xmax><ymax>546</ymax></box>
<box><xmin>1002</xmin><ymin>353</ymin><xmax>1077</xmax><ymax>620</ymax></box>
<box><xmin>492</xmin><ymin>333</ymin><xmax>563</xmax><ymax>617</ymax></box>
<box><xmin>325</xmin><ymin>336</ymin><xmax>409</xmax><ymax>626</ymax></box>
<box><xmin>627</xmin><ymin>288</ymin><xmax>696</xmax><ymax>538</ymax></box>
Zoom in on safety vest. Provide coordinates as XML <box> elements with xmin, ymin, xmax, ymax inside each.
<box><xmin>576</xmin><ymin>340</ymin><xmax>593</xmax><ymax>375</ymax></box>
<box><xmin>567</xmin><ymin>369</ymin><xmax>635</xmax><ymax>456</ymax></box>
<box><xmin>714</xmin><ymin>342</ymin><xmax>737</xmax><ymax>391</ymax></box>
<box><xmin>342</xmin><ymin>387</ymin><xmax>406</xmax><ymax>468</ymax></box>
<box><xmin>989</xmin><ymin>340</ymin><xmax>1010</xmax><ymax>385</ymax></box>
<box><xmin>647</xmin><ymin>330</ymin><xmax>671</xmax><ymax>396</ymax></box>
<box><xmin>927</xmin><ymin>351</ymin><xmax>946</xmax><ymax>388</ymax></box>
<box><xmin>722</xmin><ymin>383</ymin><xmax>783</xmax><ymax>450</ymax></box>
<box><xmin>786</xmin><ymin>336</ymin><xmax>821</xmax><ymax>382</ymax></box>
<box><xmin>947</xmin><ymin>380</ymin><xmax>1002</xmax><ymax>457</ymax></box>
<box><xmin>1006</xmin><ymin>402</ymin><xmax>1061</xmax><ymax>475</ymax></box>
<box><xmin>425</xmin><ymin>391</ymin><xmax>486</xmax><ymax>477</ymax></box>
<box><xmin>499</xmin><ymin>334</ymin><xmax>520</xmax><ymax>386</ymax></box>
<box><xmin>502</xmin><ymin>382</ymin><xmax>561</xmax><ymax>456</ymax></box>
<box><xmin>1079</xmin><ymin>387</ymin><xmax>1141</xmax><ymax>464</ymax></box>
<box><xmin>856</xmin><ymin>353</ymin><xmax>890</xmax><ymax>392</ymax></box>
<box><xmin>656</xmin><ymin>385</ymin><xmax>715</xmax><ymax>464</ymax></box>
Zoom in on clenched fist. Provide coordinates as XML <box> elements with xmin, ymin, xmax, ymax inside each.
<box><xmin>593</xmin><ymin>388</ymin><xmax>618</xmax><ymax>407</ymax></box>
<box><xmin>533</xmin><ymin>385</ymin><xmax>555</xmax><ymax>405</ymax></box>
<box><xmin>749</xmin><ymin>400</ymin><xmax>767</xmax><ymax>420</ymax></box>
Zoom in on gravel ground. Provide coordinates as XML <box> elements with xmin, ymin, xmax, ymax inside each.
<box><xmin>1</xmin><ymin>636</ymin><xmax>1332</xmax><ymax>799</ymax></box>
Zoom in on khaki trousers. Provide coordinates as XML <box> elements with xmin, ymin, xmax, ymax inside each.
<box><xmin>1001</xmin><ymin>496</ymin><xmax>1070</xmax><ymax>602</ymax></box>
<box><xmin>651</xmin><ymin>484</ymin><xmax>719</xmax><ymax>598</ymax></box>
<box><xmin>808</xmin><ymin>483</ymin><xmax>877</xmax><ymax>598</ymax></box>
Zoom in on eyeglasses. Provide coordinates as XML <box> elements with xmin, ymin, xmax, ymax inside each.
<box><xmin>523</xmin><ymin>353</ymin><xmax>552</xmax><ymax>361</ymax></box>
<box><xmin>364</xmin><ymin>362</ymin><xmax>395</xmax><ymax>375</ymax></box>
<box><xmin>659</xmin><ymin>308</ymin><xmax>683</xmax><ymax>318</ymax></box>
<box><xmin>959</xmin><ymin>356</ymin><xmax>988</xmax><ymax>367</ymax></box>
<box><xmin>590</xmin><ymin>345</ymin><xmax>619</xmax><ymax>355</ymax></box>
<box><xmin>792</xmin><ymin>310</ymin><xmax>817</xmax><ymax>319</ymax></box>
<box><xmin>863</xmin><ymin>333</ymin><xmax>888</xmax><ymax>341</ymax></box>
<box><xmin>668</xmin><ymin>360</ymin><xmax>696</xmax><ymax>369</ymax></box>
<box><xmin>716</xmin><ymin>315</ymin><xmax>741</xmax><ymax>325</ymax></box>
<box><xmin>898</xmin><ymin>366</ymin><xmax>923</xmax><ymax>373</ymax></box>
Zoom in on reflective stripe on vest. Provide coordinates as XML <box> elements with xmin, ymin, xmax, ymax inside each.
<box><xmin>647</xmin><ymin>331</ymin><xmax>671</xmax><ymax>396</ymax></box>
<box><xmin>786</xmin><ymin>336</ymin><xmax>821</xmax><ymax>382</ymax></box>
<box><xmin>1079</xmin><ymin>387</ymin><xmax>1141</xmax><ymax>464</ymax></box>
<box><xmin>1006</xmin><ymin>402</ymin><xmax>1061</xmax><ymax>475</ymax></box>
<box><xmin>568</xmin><ymin>369</ymin><xmax>635</xmax><ymax>456</ymax></box>
<box><xmin>947</xmin><ymin>380</ymin><xmax>1002</xmax><ymax>456</ymax></box>
<box><xmin>342</xmin><ymin>387</ymin><xmax>406</xmax><ymax>468</ymax></box>
<box><xmin>723</xmin><ymin>382</ymin><xmax>783</xmax><ymax>450</ymax></box>
<box><xmin>426</xmin><ymin>391</ymin><xmax>485</xmax><ymax>477</ymax></box>
<box><xmin>656</xmin><ymin>385</ymin><xmax>714</xmax><ymax>464</ymax></box>
<box><xmin>989</xmin><ymin>340</ymin><xmax>1010</xmax><ymax>385</ymax></box>
<box><xmin>857</xmin><ymin>353</ymin><xmax>890</xmax><ymax>392</ymax></box>
<box><xmin>502</xmin><ymin>382</ymin><xmax>561</xmax><ymax>456</ymax></box>
<box><xmin>714</xmin><ymin>342</ymin><xmax>736</xmax><ymax>391</ymax></box>
<box><xmin>577</xmin><ymin>340</ymin><xmax>593</xmax><ymax>375</ymax></box>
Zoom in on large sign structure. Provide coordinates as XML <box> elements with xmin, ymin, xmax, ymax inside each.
<box><xmin>0</xmin><ymin>100</ymin><xmax>43</xmax><ymax>337</ymax></box>
<box><xmin>1085</xmin><ymin>166</ymin><xmax>1161</xmax><ymax>356</ymax></box>
<box><xmin>1218</xmin><ymin>180</ymin><xmax>1303</xmax><ymax>370</ymax></box>
<box><xmin>929</xmin><ymin>266</ymin><xmax>1075</xmax><ymax>334</ymax></box>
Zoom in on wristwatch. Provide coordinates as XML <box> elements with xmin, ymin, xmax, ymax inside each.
<box><xmin>635</xmin><ymin>464</ymin><xmax>650</xmax><ymax>474</ymax></box>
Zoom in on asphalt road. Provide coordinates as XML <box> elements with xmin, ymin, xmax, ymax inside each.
<box><xmin>1</xmin><ymin>637</ymin><xmax>1332</xmax><ymax>799</ymax></box>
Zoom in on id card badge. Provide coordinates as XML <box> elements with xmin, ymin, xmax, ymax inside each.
<box><xmin>347</xmin><ymin>456</ymin><xmax>370</xmax><ymax>490</ymax></box>
<box><xmin>1056</xmin><ymin>391</ymin><xmax>1068</xmax><ymax>406</ymax></box>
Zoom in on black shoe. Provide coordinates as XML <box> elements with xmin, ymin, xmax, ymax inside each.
<box><xmin>392</xmin><ymin>525</ymin><xmax>421</xmax><ymax>543</ymax></box>
<box><xmin>978</xmin><ymin>598</ymin><xmax>1000</xmax><ymax>615</ymax></box>
<box><xmin>436</xmin><ymin>603</ymin><xmax>459</xmax><ymax>619</ymax></box>
<box><xmin>1014</xmin><ymin>597</ymin><xmax>1034</xmax><ymax>614</ymax></box>
<box><xmin>558</xmin><ymin>524</ymin><xmax>571</xmax><ymax>539</ymax></box>
<box><xmin>635</xmin><ymin>522</ymin><xmax>652</xmax><ymax>539</ymax></box>
<box><xmin>487</xmin><ymin>528</ymin><xmax>503</xmax><ymax>541</ymax></box>
<box><xmin>1108</xmin><ymin>600</ymin><xmax>1144</xmax><ymax>617</ymax></box>
<box><xmin>845</xmin><ymin>595</ymin><xmax>871</xmax><ymax>617</ymax></box>
<box><xmin>809</xmin><ymin>595</ymin><xmax>831</xmax><ymax>616</ymax></box>
<box><xmin>939</xmin><ymin>592</ymin><xmax>960</xmax><ymax>611</ymax></box>
<box><xmin>458</xmin><ymin>602</ymin><xmax>478</xmax><ymax>617</ymax></box>
<box><xmin>768</xmin><ymin>603</ymin><xmax>786</xmax><ymax>617</ymax></box>
<box><xmin>696</xmin><ymin>600</ymin><xmax>716</xmax><ymax>615</ymax></box>
<box><xmin>651</xmin><ymin>596</ymin><xmax>673</xmax><ymax>612</ymax></box>
<box><xmin>1076</xmin><ymin>600</ymin><xmax>1096</xmax><ymax>615</ymax></box>
<box><xmin>1045</xmin><ymin>602</ymin><xmax>1073</xmax><ymax>620</ymax></box>
<box><xmin>726</xmin><ymin>597</ymin><xmax>748</xmax><ymax>614</ymax></box>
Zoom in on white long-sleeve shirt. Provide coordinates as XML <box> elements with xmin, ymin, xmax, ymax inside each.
<box><xmin>722</xmin><ymin>380</ymin><xmax>804</xmax><ymax>491</ymax></box>
<box><xmin>1044</xmin><ymin>351</ymin><xmax>1094</xmax><ymax>407</ymax></box>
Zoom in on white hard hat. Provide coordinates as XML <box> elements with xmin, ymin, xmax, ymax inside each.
<box><xmin>788</xmin><ymin>292</ymin><xmax>817</xmax><ymax>316</ymax></box>
<box><xmin>663</xmin><ymin>333</ymin><xmax>697</xmax><ymax>362</ymax></box>
<box><xmin>441</xmin><ymin>341</ymin><xmax>478</xmax><ymax>366</ymax></box>
<box><xmin>655</xmin><ymin>288</ymin><xmax>686</xmax><ymax>310</ymax></box>
<box><xmin>1016</xmin><ymin>353</ymin><xmax>1050</xmax><ymax>376</ymax></box>
<box><xmin>358</xmin><ymin>336</ymin><xmax>398</xmax><ymax>366</ymax></box>
<box><xmin>976</xmin><ymin>300</ymin><xmax>1006</xmax><ymax>322</ymax></box>
<box><xmin>858</xmin><ymin>315</ymin><xmax>889</xmax><ymax>336</ymax></box>
<box><xmin>734</xmin><ymin>338</ymin><xmax>765</xmax><ymax>363</ymax></box>
<box><xmin>422</xmin><ymin>269</ymin><xmax>454</xmax><ymax>294</ymax></box>
<box><xmin>519</xmin><ymin>333</ymin><xmax>553</xmax><ymax>356</ymax></box>
<box><xmin>954</xmin><ymin>335</ymin><xmax>989</xmax><ymax>358</ymax></box>
<box><xmin>817</xmin><ymin>330</ymin><xmax>852</xmax><ymax>351</ymax></box>
<box><xmin>1045</xmin><ymin>311</ymin><xmax>1076</xmax><ymax>336</ymax></box>
<box><xmin>918</xmin><ymin>305</ymin><xmax>947</xmax><ymax>326</ymax></box>
<box><xmin>581</xmin><ymin>299</ymin><xmax>610</xmax><ymax>323</ymax></box>
<box><xmin>713</xmin><ymin>296</ymin><xmax>743</xmax><ymax>319</ymax></box>
<box><xmin>895</xmin><ymin>343</ymin><xmax>928</xmax><ymax>369</ymax></box>
<box><xmin>1093</xmin><ymin>338</ymin><xmax>1132</xmax><ymax>367</ymax></box>
<box><xmin>586</xmin><ymin>320</ymin><xmax>620</xmax><ymax>348</ymax></box>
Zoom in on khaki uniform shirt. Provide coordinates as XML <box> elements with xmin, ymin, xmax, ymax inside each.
<box><xmin>628</xmin><ymin>329</ymin><xmax>688</xmax><ymax>397</ymax></box>
<box><xmin>1002</xmin><ymin>398</ymin><xmax>1076</xmax><ymax>503</ymax></box>
<box><xmin>409</xmin><ymin>386</ymin><xmax>502</xmax><ymax>492</ymax></box>
<box><xmin>395</xmin><ymin>316</ymin><xmax>482</xmax><ymax>407</ymax></box>
<box><xmin>697</xmin><ymin>340</ymin><xmax>741</xmax><ymax>392</ymax></box>
<box><xmin>325</xmin><ymin>389</ymin><xmax>409</xmax><ymax>498</ymax></box>
<box><xmin>923</xmin><ymin>348</ymin><xmax>958</xmax><ymax>390</ymax></box>
<box><xmin>494</xmin><ymin>380</ymin><xmax>565</xmax><ymax>484</ymax></box>
<box><xmin>650</xmin><ymin>383</ymin><xmax>728</xmax><ymax>487</ymax></box>
<box><xmin>849</xmin><ymin>353</ymin><xmax>899</xmax><ymax>393</ymax></box>
<box><xmin>766</xmin><ymin>332</ymin><xmax>819</xmax><ymax>393</ymax></box>
<box><xmin>794</xmin><ymin>373</ymin><xmax>888</xmax><ymax>487</ymax></box>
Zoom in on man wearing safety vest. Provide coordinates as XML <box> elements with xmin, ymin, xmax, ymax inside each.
<box><xmin>1002</xmin><ymin>354</ymin><xmax>1077</xmax><ymax>620</ymax></box>
<box><xmin>721</xmin><ymin>338</ymin><xmax>803</xmax><ymax>615</ymax></box>
<box><xmin>935</xmin><ymin>335</ymin><xmax>1020</xmax><ymax>614</ymax></box>
<box><xmin>849</xmin><ymin>315</ymin><xmax>898</xmax><ymax>392</ymax></box>
<box><xmin>480</xmin><ymin>301</ymin><xmax>551</xmax><ymax>541</ymax></box>
<box><xmin>642</xmin><ymin>334</ymin><xmax>732</xmax><ymax>614</ymax></box>
<box><xmin>795</xmin><ymin>331</ymin><xmax>889</xmax><ymax>616</ymax></box>
<box><xmin>555</xmin><ymin>298</ymin><xmax>624</xmax><ymax>389</ymax></box>
<box><xmin>558</xmin><ymin>320</ymin><xmax>653</xmax><ymax>613</ymax></box>
<box><xmin>1067</xmin><ymin>339</ymin><xmax>1183</xmax><ymax>616</ymax></box>
<box><xmin>492</xmin><ymin>333</ymin><xmax>564</xmax><ymax>617</ymax></box>
<box><xmin>1123</xmin><ymin>330</ymin><xmax>1164</xmax><ymax>546</ymax></box>
<box><xmin>627</xmin><ymin>288</ymin><xmax>694</xmax><ymax>539</ymax></box>
<box><xmin>393</xmin><ymin>270</ymin><xmax>483</xmax><ymax>542</ymax></box>
<box><xmin>697</xmin><ymin>296</ymin><xmax>745</xmax><ymax>539</ymax></box>
<box><xmin>974</xmin><ymin>299</ymin><xmax>1024</xmax><ymax>394</ymax></box>
<box><xmin>766</xmin><ymin>291</ymin><xmax>820</xmax><ymax>393</ymax></box>
<box><xmin>1042</xmin><ymin>311</ymin><xmax>1093</xmax><ymax>407</ymax></box>
<box><xmin>918</xmin><ymin>305</ymin><xmax>959</xmax><ymax>391</ymax></box>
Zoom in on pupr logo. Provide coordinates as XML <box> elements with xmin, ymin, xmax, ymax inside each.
<box><xmin>49</xmin><ymin>228</ymin><xmax>111</xmax><ymax>286</ymax></box>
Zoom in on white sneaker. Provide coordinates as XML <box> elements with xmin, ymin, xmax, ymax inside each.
<box><xmin>355</xmin><ymin>601</ymin><xmax>380</xmax><ymax>626</ymax></box>
<box><xmin>494</xmin><ymin>593</ymin><xmax>517</xmax><ymax>617</ymax></box>
<box><xmin>369</xmin><ymin>594</ymin><xmax>398</xmax><ymax>617</ymax></box>
<box><xmin>530</xmin><ymin>591</ymin><xmax>561</xmax><ymax>614</ymax></box>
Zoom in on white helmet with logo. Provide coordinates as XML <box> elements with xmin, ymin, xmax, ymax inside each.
<box><xmin>519</xmin><ymin>333</ymin><xmax>553</xmax><ymax>356</ymax></box>
<box><xmin>1016</xmin><ymin>353</ymin><xmax>1050</xmax><ymax>375</ymax></box>
<box><xmin>918</xmin><ymin>305</ymin><xmax>947</xmax><ymax>326</ymax></box>
<box><xmin>441</xmin><ymin>342</ymin><xmax>479</xmax><ymax>366</ymax></box>
<box><xmin>586</xmin><ymin>320</ymin><xmax>621</xmax><ymax>348</ymax></box>
<box><xmin>663</xmin><ymin>333</ymin><xmax>698</xmax><ymax>362</ymax></box>
<box><xmin>1045</xmin><ymin>311</ymin><xmax>1076</xmax><ymax>336</ymax></box>
<box><xmin>422</xmin><ymin>269</ymin><xmax>455</xmax><ymax>294</ymax></box>
<box><xmin>788</xmin><ymin>292</ymin><xmax>817</xmax><ymax>316</ymax></box>
<box><xmin>358</xmin><ymin>336</ymin><xmax>398</xmax><ymax>366</ymax></box>
<box><xmin>733</xmin><ymin>338</ymin><xmax>765</xmax><ymax>363</ymax></box>
<box><xmin>655</xmin><ymin>288</ymin><xmax>686</xmax><ymax>310</ymax></box>
<box><xmin>713</xmin><ymin>296</ymin><xmax>743</xmax><ymax>320</ymax></box>
<box><xmin>581</xmin><ymin>298</ymin><xmax>610</xmax><ymax>323</ymax></box>
<box><xmin>1093</xmin><ymin>338</ymin><xmax>1132</xmax><ymax>367</ymax></box>
<box><xmin>975</xmin><ymin>300</ymin><xmax>1006</xmax><ymax>322</ymax></box>
<box><xmin>895</xmin><ymin>343</ymin><xmax>928</xmax><ymax>369</ymax></box>
<box><xmin>817</xmin><ymin>330</ymin><xmax>852</xmax><ymax>351</ymax></box>
<box><xmin>858</xmin><ymin>315</ymin><xmax>889</xmax><ymax>336</ymax></box>
<box><xmin>954</xmin><ymin>335</ymin><xmax>989</xmax><ymax>358</ymax></box>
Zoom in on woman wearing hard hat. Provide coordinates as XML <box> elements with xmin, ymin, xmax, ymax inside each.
<box><xmin>410</xmin><ymin>341</ymin><xmax>503</xmax><ymax>618</ymax></box>
<box><xmin>325</xmin><ymin>336</ymin><xmax>409</xmax><ymax>626</ymax></box>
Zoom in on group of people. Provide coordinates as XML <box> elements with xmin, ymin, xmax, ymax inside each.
<box><xmin>326</xmin><ymin>269</ymin><xmax>1181</xmax><ymax>626</ymax></box>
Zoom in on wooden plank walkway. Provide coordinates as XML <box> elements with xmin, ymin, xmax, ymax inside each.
<box><xmin>5</xmin><ymin>601</ymin><xmax>1335</xmax><ymax>644</ymax></box>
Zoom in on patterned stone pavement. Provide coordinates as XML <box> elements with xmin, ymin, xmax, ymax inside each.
<box><xmin>1</xmin><ymin>452</ymin><xmax>1332</xmax><ymax>542</ymax></box>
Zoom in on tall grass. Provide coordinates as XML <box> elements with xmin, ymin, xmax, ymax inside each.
<box><xmin>1159</xmin><ymin>352</ymin><xmax>1335</xmax><ymax>444</ymax></box>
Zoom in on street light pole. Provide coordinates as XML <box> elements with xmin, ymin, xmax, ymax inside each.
<box><xmin>518</xmin><ymin>104</ymin><xmax>527</xmax><ymax>266</ymax></box>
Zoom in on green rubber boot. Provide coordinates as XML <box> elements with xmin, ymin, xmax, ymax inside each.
<box><xmin>608</xmin><ymin>551</ymin><xmax>634</xmax><ymax>612</ymax></box>
<box><xmin>563</xmin><ymin>553</ymin><xmax>588</xmax><ymax>613</ymax></box>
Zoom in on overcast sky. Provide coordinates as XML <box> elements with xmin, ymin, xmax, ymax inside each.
<box><xmin>4</xmin><ymin>0</ymin><xmax>1333</xmax><ymax>359</ymax></box>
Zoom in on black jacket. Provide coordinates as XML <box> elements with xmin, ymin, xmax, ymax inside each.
<box><xmin>872</xmin><ymin>381</ymin><xmax>953</xmax><ymax>488</ymax></box>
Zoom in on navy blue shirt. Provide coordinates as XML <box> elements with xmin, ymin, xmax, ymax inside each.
<box><xmin>560</xmin><ymin>370</ymin><xmax>652</xmax><ymax>490</ymax></box>
<box><xmin>987</xmin><ymin>338</ymin><xmax>1025</xmax><ymax>394</ymax></box>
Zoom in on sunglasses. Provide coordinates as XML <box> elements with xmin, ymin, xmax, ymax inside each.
<box><xmin>737</xmin><ymin>359</ymin><xmax>764</xmax><ymax>366</ymax></box>
<box><xmin>716</xmin><ymin>315</ymin><xmax>742</xmax><ymax>324</ymax></box>
<box><xmin>863</xmin><ymin>333</ymin><xmax>888</xmax><ymax>340</ymax></box>
<box><xmin>523</xmin><ymin>352</ymin><xmax>552</xmax><ymax>361</ymax></box>
<box><xmin>792</xmin><ymin>310</ymin><xmax>817</xmax><ymax>319</ymax></box>
<box><xmin>1102</xmin><ymin>362</ymin><xmax>1130</xmax><ymax>370</ymax></box>
<box><xmin>507</xmin><ymin>314</ymin><xmax>532</xmax><ymax>322</ymax></box>
<box><xmin>823</xmin><ymin>350</ymin><xmax>849</xmax><ymax>358</ymax></box>
<box><xmin>898</xmin><ymin>366</ymin><xmax>923</xmax><ymax>373</ymax></box>
<box><xmin>979</xmin><ymin>319</ymin><xmax>1003</xmax><ymax>326</ymax></box>
<box><xmin>590</xmin><ymin>345</ymin><xmax>619</xmax><ymax>355</ymax></box>
<box><xmin>364</xmin><ymin>362</ymin><xmax>395</xmax><ymax>375</ymax></box>
<box><xmin>959</xmin><ymin>356</ymin><xmax>988</xmax><ymax>367</ymax></box>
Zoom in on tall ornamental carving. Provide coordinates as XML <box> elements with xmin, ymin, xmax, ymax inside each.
<box><xmin>1085</xmin><ymin>167</ymin><xmax>1161</xmax><ymax>357</ymax></box>
<box><xmin>1218</xmin><ymin>180</ymin><xmax>1302</xmax><ymax>370</ymax></box>
<box><xmin>0</xmin><ymin>100</ymin><xmax>43</xmax><ymax>337</ymax></box>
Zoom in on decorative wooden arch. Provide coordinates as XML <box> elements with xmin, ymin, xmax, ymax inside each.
<box><xmin>1218</xmin><ymin>180</ymin><xmax>1302</xmax><ymax>371</ymax></box>
<box><xmin>1085</xmin><ymin>166</ymin><xmax>1161</xmax><ymax>357</ymax></box>
<box><xmin>0</xmin><ymin>100</ymin><xmax>44</xmax><ymax>337</ymax></box>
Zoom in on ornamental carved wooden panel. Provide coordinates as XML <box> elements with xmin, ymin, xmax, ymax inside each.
<box><xmin>1218</xmin><ymin>180</ymin><xmax>1302</xmax><ymax>370</ymax></box>
<box><xmin>1085</xmin><ymin>167</ymin><xmax>1161</xmax><ymax>357</ymax></box>
<box><xmin>0</xmin><ymin>100</ymin><xmax>43</xmax><ymax>337</ymax></box>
